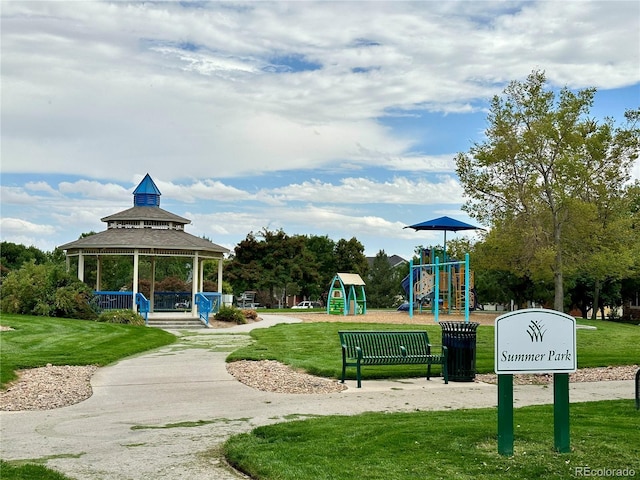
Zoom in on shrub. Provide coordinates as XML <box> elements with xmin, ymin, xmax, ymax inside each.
<box><xmin>0</xmin><ymin>261</ymin><xmax>97</xmax><ymax>319</ymax></box>
<box><xmin>242</xmin><ymin>309</ymin><xmax>258</xmax><ymax>320</ymax></box>
<box><xmin>96</xmin><ymin>309</ymin><xmax>146</xmax><ymax>326</ymax></box>
<box><xmin>215</xmin><ymin>305</ymin><xmax>247</xmax><ymax>324</ymax></box>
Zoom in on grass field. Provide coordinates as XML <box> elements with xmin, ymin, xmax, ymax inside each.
<box><xmin>0</xmin><ymin>314</ymin><xmax>176</xmax><ymax>387</ymax></box>
<box><xmin>1</xmin><ymin>313</ymin><xmax>637</xmax><ymax>480</ymax></box>
<box><xmin>226</xmin><ymin>319</ymin><xmax>640</xmax><ymax>381</ymax></box>
<box><xmin>224</xmin><ymin>399</ymin><xmax>640</xmax><ymax>480</ymax></box>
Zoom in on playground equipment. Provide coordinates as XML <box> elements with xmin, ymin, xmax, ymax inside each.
<box><xmin>327</xmin><ymin>273</ymin><xmax>367</xmax><ymax>316</ymax></box>
<box><xmin>402</xmin><ymin>248</ymin><xmax>475</xmax><ymax>323</ymax></box>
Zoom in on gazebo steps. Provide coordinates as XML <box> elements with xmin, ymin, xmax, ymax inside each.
<box><xmin>146</xmin><ymin>318</ymin><xmax>207</xmax><ymax>329</ymax></box>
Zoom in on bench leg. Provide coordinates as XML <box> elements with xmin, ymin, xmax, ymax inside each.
<box><xmin>356</xmin><ymin>363</ymin><xmax>362</xmax><ymax>388</ymax></box>
<box><xmin>427</xmin><ymin>363</ymin><xmax>432</xmax><ymax>381</ymax></box>
<box><xmin>341</xmin><ymin>363</ymin><xmax>346</xmax><ymax>384</ymax></box>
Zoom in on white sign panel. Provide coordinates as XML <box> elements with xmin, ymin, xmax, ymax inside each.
<box><xmin>495</xmin><ymin>308</ymin><xmax>577</xmax><ymax>374</ymax></box>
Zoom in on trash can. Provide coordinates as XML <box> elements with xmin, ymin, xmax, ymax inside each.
<box><xmin>636</xmin><ymin>370</ymin><xmax>640</xmax><ymax>410</ymax></box>
<box><xmin>440</xmin><ymin>322</ymin><xmax>479</xmax><ymax>382</ymax></box>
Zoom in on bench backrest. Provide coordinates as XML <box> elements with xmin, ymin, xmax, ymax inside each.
<box><xmin>339</xmin><ymin>330</ymin><xmax>431</xmax><ymax>358</ymax></box>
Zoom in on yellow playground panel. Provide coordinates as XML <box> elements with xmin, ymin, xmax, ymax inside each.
<box><xmin>413</xmin><ymin>264</ymin><xmax>475</xmax><ymax>312</ymax></box>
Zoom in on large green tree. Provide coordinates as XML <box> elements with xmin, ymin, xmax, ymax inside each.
<box><xmin>366</xmin><ymin>250</ymin><xmax>404</xmax><ymax>308</ymax></box>
<box><xmin>455</xmin><ymin>71</ymin><xmax>639</xmax><ymax>311</ymax></box>
<box><xmin>225</xmin><ymin>229</ymin><xmax>319</xmax><ymax>306</ymax></box>
<box><xmin>0</xmin><ymin>241</ymin><xmax>49</xmax><ymax>277</ymax></box>
<box><xmin>225</xmin><ymin>231</ymin><xmax>369</xmax><ymax>306</ymax></box>
<box><xmin>303</xmin><ymin>235</ymin><xmax>337</xmax><ymax>298</ymax></box>
<box><xmin>334</xmin><ymin>237</ymin><xmax>368</xmax><ymax>278</ymax></box>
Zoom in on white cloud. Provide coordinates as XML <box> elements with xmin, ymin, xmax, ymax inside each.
<box><xmin>58</xmin><ymin>180</ymin><xmax>131</xmax><ymax>201</ymax></box>
<box><xmin>1</xmin><ymin>217</ymin><xmax>56</xmax><ymax>236</ymax></box>
<box><xmin>1</xmin><ymin>1</ymin><xmax>637</xmax><ymax>259</ymax></box>
<box><xmin>24</xmin><ymin>181</ymin><xmax>59</xmax><ymax>195</ymax></box>
<box><xmin>263</xmin><ymin>176</ymin><xmax>464</xmax><ymax>205</ymax></box>
<box><xmin>0</xmin><ymin>186</ymin><xmax>39</xmax><ymax>205</ymax></box>
<box><xmin>2</xmin><ymin>1</ymin><xmax>637</xmax><ymax>182</ymax></box>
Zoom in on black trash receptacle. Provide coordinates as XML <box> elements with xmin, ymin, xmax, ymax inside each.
<box><xmin>440</xmin><ymin>322</ymin><xmax>479</xmax><ymax>382</ymax></box>
<box><xmin>636</xmin><ymin>370</ymin><xmax>640</xmax><ymax>410</ymax></box>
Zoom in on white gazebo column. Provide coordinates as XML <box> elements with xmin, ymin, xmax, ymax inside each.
<box><xmin>132</xmin><ymin>249</ymin><xmax>139</xmax><ymax>312</ymax></box>
<box><xmin>150</xmin><ymin>256</ymin><xmax>156</xmax><ymax>313</ymax></box>
<box><xmin>191</xmin><ymin>252</ymin><xmax>199</xmax><ymax>317</ymax></box>
<box><xmin>96</xmin><ymin>256</ymin><xmax>102</xmax><ymax>291</ymax></box>
<box><xmin>77</xmin><ymin>250</ymin><xmax>85</xmax><ymax>282</ymax></box>
<box><xmin>217</xmin><ymin>256</ymin><xmax>223</xmax><ymax>293</ymax></box>
<box><xmin>199</xmin><ymin>258</ymin><xmax>205</xmax><ymax>292</ymax></box>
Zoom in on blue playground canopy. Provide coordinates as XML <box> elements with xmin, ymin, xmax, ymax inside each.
<box><xmin>405</xmin><ymin>216</ymin><xmax>483</xmax><ymax>257</ymax></box>
<box><xmin>405</xmin><ymin>215</ymin><xmax>480</xmax><ymax>232</ymax></box>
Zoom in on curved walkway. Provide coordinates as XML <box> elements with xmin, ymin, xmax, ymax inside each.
<box><xmin>0</xmin><ymin>315</ymin><xmax>634</xmax><ymax>480</ymax></box>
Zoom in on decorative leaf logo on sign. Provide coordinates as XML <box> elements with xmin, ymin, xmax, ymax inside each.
<box><xmin>526</xmin><ymin>320</ymin><xmax>546</xmax><ymax>342</ymax></box>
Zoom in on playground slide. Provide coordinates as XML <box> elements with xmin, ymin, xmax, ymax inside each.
<box><xmin>401</xmin><ymin>270</ymin><xmax>435</xmax><ymax>305</ymax></box>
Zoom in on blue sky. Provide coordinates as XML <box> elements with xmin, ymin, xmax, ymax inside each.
<box><xmin>1</xmin><ymin>1</ymin><xmax>639</xmax><ymax>261</ymax></box>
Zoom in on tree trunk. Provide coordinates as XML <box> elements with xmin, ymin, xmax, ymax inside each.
<box><xmin>591</xmin><ymin>278</ymin><xmax>601</xmax><ymax>320</ymax></box>
<box><xmin>554</xmin><ymin>269</ymin><xmax>564</xmax><ymax>312</ymax></box>
<box><xmin>580</xmin><ymin>304</ymin><xmax>588</xmax><ymax>319</ymax></box>
<box><xmin>553</xmin><ymin>221</ymin><xmax>564</xmax><ymax>312</ymax></box>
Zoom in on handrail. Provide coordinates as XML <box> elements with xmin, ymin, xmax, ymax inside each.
<box><xmin>195</xmin><ymin>293</ymin><xmax>212</xmax><ymax>326</ymax></box>
<box><xmin>135</xmin><ymin>293</ymin><xmax>150</xmax><ymax>326</ymax></box>
<box><xmin>195</xmin><ymin>292</ymin><xmax>222</xmax><ymax>326</ymax></box>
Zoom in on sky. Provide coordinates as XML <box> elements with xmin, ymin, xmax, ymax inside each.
<box><xmin>1</xmin><ymin>1</ymin><xmax>639</xmax><ymax>262</ymax></box>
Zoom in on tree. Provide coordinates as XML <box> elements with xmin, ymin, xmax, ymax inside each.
<box><xmin>304</xmin><ymin>235</ymin><xmax>337</xmax><ymax>299</ymax></box>
<box><xmin>455</xmin><ymin>70</ymin><xmax>639</xmax><ymax>311</ymax></box>
<box><xmin>0</xmin><ymin>241</ymin><xmax>48</xmax><ymax>277</ymax></box>
<box><xmin>225</xmin><ymin>229</ymin><xmax>320</xmax><ymax>306</ymax></box>
<box><xmin>334</xmin><ymin>238</ymin><xmax>368</xmax><ymax>278</ymax></box>
<box><xmin>366</xmin><ymin>250</ymin><xmax>404</xmax><ymax>308</ymax></box>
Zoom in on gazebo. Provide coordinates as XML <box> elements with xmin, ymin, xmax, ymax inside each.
<box><xmin>59</xmin><ymin>174</ymin><xmax>229</xmax><ymax>321</ymax></box>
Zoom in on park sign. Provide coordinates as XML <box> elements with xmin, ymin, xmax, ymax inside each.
<box><xmin>494</xmin><ymin>308</ymin><xmax>577</xmax><ymax>455</ymax></box>
<box><xmin>495</xmin><ymin>308</ymin><xmax>577</xmax><ymax>374</ymax></box>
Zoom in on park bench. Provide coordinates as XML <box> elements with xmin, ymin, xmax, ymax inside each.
<box><xmin>339</xmin><ymin>330</ymin><xmax>448</xmax><ymax>388</ymax></box>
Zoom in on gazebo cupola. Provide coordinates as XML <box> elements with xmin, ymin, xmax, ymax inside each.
<box><xmin>133</xmin><ymin>173</ymin><xmax>161</xmax><ymax>207</ymax></box>
<box><xmin>104</xmin><ymin>173</ymin><xmax>188</xmax><ymax>232</ymax></box>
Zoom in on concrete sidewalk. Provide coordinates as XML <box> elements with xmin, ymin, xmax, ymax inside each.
<box><xmin>0</xmin><ymin>315</ymin><xmax>634</xmax><ymax>480</ymax></box>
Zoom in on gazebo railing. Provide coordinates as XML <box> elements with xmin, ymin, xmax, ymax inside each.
<box><xmin>135</xmin><ymin>293</ymin><xmax>150</xmax><ymax>325</ymax></box>
<box><xmin>92</xmin><ymin>291</ymin><xmax>134</xmax><ymax>311</ymax></box>
<box><xmin>93</xmin><ymin>290</ymin><xmax>222</xmax><ymax>326</ymax></box>
<box><xmin>153</xmin><ymin>292</ymin><xmax>192</xmax><ymax>311</ymax></box>
<box><xmin>195</xmin><ymin>292</ymin><xmax>222</xmax><ymax>326</ymax></box>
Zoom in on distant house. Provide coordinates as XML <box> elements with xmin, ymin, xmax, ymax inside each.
<box><xmin>366</xmin><ymin>254</ymin><xmax>407</xmax><ymax>270</ymax></box>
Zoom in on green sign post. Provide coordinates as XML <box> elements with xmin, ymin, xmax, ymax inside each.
<box><xmin>495</xmin><ymin>309</ymin><xmax>576</xmax><ymax>456</ymax></box>
<box><xmin>554</xmin><ymin>373</ymin><xmax>570</xmax><ymax>453</ymax></box>
<box><xmin>497</xmin><ymin>374</ymin><xmax>514</xmax><ymax>456</ymax></box>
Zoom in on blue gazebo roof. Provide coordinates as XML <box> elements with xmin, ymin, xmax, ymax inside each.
<box><xmin>133</xmin><ymin>173</ymin><xmax>161</xmax><ymax>207</ymax></box>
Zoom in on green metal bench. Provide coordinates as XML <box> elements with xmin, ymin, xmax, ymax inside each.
<box><xmin>339</xmin><ymin>330</ymin><xmax>448</xmax><ymax>388</ymax></box>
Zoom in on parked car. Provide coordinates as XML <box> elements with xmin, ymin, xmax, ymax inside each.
<box><xmin>291</xmin><ymin>301</ymin><xmax>322</xmax><ymax>309</ymax></box>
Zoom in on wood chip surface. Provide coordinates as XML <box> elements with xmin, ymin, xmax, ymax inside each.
<box><xmin>226</xmin><ymin>360</ymin><xmax>347</xmax><ymax>394</ymax></box>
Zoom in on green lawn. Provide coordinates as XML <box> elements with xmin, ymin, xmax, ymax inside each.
<box><xmin>1</xmin><ymin>313</ymin><xmax>637</xmax><ymax>480</ymax></box>
<box><xmin>226</xmin><ymin>320</ymin><xmax>640</xmax><ymax>381</ymax></box>
<box><xmin>0</xmin><ymin>460</ymin><xmax>74</xmax><ymax>480</ymax></box>
<box><xmin>224</xmin><ymin>399</ymin><xmax>640</xmax><ymax>480</ymax></box>
<box><xmin>0</xmin><ymin>314</ymin><xmax>176</xmax><ymax>387</ymax></box>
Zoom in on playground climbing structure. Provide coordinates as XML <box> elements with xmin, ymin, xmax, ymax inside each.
<box><xmin>402</xmin><ymin>248</ymin><xmax>475</xmax><ymax>323</ymax></box>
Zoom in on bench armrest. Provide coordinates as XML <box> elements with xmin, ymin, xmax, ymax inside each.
<box><xmin>355</xmin><ymin>346</ymin><xmax>363</xmax><ymax>360</ymax></box>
